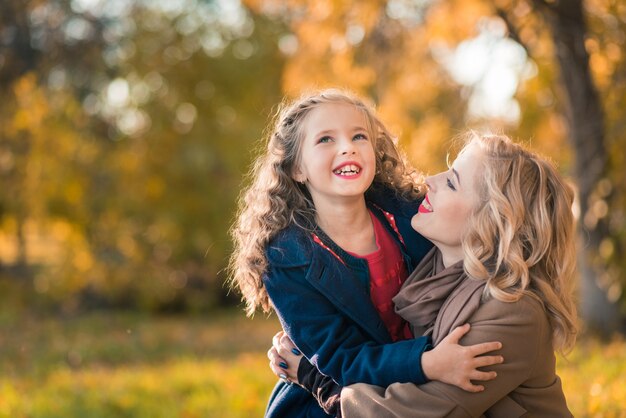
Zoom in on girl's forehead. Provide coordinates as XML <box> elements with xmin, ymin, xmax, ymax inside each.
<box><xmin>303</xmin><ymin>103</ymin><xmax>369</xmax><ymax>131</ymax></box>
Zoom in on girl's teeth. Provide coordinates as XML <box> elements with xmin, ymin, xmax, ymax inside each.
<box><xmin>334</xmin><ymin>164</ymin><xmax>360</xmax><ymax>175</ymax></box>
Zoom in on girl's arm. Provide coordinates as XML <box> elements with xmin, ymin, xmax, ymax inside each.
<box><xmin>264</xmin><ymin>263</ymin><xmax>431</xmax><ymax>387</ymax></box>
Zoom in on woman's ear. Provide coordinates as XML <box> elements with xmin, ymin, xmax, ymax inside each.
<box><xmin>291</xmin><ymin>166</ymin><xmax>306</xmax><ymax>183</ymax></box>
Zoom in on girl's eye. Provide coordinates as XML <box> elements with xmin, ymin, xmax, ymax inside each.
<box><xmin>353</xmin><ymin>133</ymin><xmax>368</xmax><ymax>141</ymax></box>
<box><xmin>446</xmin><ymin>178</ymin><xmax>457</xmax><ymax>191</ymax></box>
<box><xmin>318</xmin><ymin>136</ymin><xmax>332</xmax><ymax>144</ymax></box>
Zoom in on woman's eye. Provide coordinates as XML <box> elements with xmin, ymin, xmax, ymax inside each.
<box><xmin>353</xmin><ymin>133</ymin><xmax>368</xmax><ymax>141</ymax></box>
<box><xmin>446</xmin><ymin>178</ymin><xmax>457</xmax><ymax>191</ymax></box>
<box><xmin>318</xmin><ymin>136</ymin><xmax>332</xmax><ymax>143</ymax></box>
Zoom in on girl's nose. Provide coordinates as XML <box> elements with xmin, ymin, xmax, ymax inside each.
<box><xmin>340</xmin><ymin>141</ymin><xmax>356</xmax><ymax>155</ymax></box>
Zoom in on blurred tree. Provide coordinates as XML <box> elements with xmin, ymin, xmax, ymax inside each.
<box><xmin>2</xmin><ymin>0</ymin><xmax>624</xmax><ymax>322</ymax></box>
<box><xmin>0</xmin><ymin>0</ymin><xmax>286</xmax><ymax>312</ymax></box>
<box><xmin>495</xmin><ymin>0</ymin><xmax>624</xmax><ymax>337</ymax></box>
<box><xmin>583</xmin><ymin>0</ymin><xmax>626</xmax><ymax>334</ymax></box>
<box><xmin>79</xmin><ymin>2</ymin><xmax>286</xmax><ymax>311</ymax></box>
<box><xmin>0</xmin><ymin>0</ymin><xmax>110</xmax><ymax>284</ymax></box>
<box><xmin>0</xmin><ymin>1</ymin><xmax>112</xmax><ymax>310</ymax></box>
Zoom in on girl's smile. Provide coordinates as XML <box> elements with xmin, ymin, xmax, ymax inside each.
<box><xmin>333</xmin><ymin>161</ymin><xmax>362</xmax><ymax>178</ymax></box>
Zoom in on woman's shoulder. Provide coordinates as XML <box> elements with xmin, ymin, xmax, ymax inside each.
<box><xmin>265</xmin><ymin>224</ymin><xmax>314</xmax><ymax>267</ymax></box>
<box><xmin>478</xmin><ymin>292</ymin><xmax>548</xmax><ymax>325</ymax></box>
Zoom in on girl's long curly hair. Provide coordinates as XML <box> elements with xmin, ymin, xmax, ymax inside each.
<box><xmin>229</xmin><ymin>89</ymin><xmax>423</xmax><ymax>316</ymax></box>
<box><xmin>462</xmin><ymin>132</ymin><xmax>578</xmax><ymax>353</ymax></box>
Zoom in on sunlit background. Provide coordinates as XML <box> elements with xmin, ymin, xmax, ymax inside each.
<box><xmin>1</xmin><ymin>0</ymin><xmax>625</xmax><ymax>416</ymax></box>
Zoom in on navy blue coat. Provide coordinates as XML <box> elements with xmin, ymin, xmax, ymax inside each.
<box><xmin>262</xmin><ymin>186</ymin><xmax>433</xmax><ymax>417</ymax></box>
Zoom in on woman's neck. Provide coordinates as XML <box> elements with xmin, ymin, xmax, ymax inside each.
<box><xmin>314</xmin><ymin>197</ymin><xmax>377</xmax><ymax>255</ymax></box>
<box><xmin>435</xmin><ymin>245</ymin><xmax>464</xmax><ymax>268</ymax></box>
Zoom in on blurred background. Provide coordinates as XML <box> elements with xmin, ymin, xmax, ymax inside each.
<box><xmin>0</xmin><ymin>0</ymin><xmax>625</xmax><ymax>416</ymax></box>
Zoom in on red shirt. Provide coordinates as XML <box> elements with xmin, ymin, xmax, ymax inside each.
<box><xmin>350</xmin><ymin>211</ymin><xmax>413</xmax><ymax>341</ymax></box>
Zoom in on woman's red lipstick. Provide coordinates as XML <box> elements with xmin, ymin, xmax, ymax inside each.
<box><xmin>418</xmin><ymin>195</ymin><xmax>433</xmax><ymax>214</ymax></box>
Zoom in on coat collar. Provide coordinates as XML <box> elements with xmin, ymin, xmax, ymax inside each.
<box><xmin>304</xmin><ymin>252</ymin><xmax>393</xmax><ymax>344</ymax></box>
<box><xmin>307</xmin><ymin>201</ymin><xmax>413</xmax><ymax>344</ymax></box>
<box><xmin>309</xmin><ymin>202</ymin><xmax>410</xmax><ymax>272</ymax></box>
<box><xmin>305</xmin><ymin>203</ymin><xmax>412</xmax><ymax>344</ymax></box>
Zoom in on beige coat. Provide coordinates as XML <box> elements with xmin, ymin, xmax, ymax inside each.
<box><xmin>340</xmin><ymin>250</ymin><xmax>572</xmax><ymax>418</ymax></box>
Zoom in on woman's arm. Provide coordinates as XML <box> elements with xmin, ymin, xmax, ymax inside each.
<box><xmin>340</xmin><ymin>297</ymin><xmax>554</xmax><ymax>418</ymax></box>
<box><xmin>269</xmin><ymin>325</ymin><xmax>503</xmax><ymax>415</ymax></box>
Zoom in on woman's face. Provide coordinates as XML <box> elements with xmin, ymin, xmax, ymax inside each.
<box><xmin>411</xmin><ymin>141</ymin><xmax>483</xmax><ymax>265</ymax></box>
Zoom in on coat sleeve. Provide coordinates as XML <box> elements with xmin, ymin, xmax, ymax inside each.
<box><xmin>264</xmin><ymin>262</ymin><xmax>431</xmax><ymax>387</ymax></box>
<box><xmin>340</xmin><ymin>297</ymin><xmax>553</xmax><ymax>418</ymax></box>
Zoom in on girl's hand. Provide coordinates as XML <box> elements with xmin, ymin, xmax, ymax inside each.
<box><xmin>267</xmin><ymin>330</ymin><xmax>303</xmax><ymax>383</ymax></box>
<box><xmin>421</xmin><ymin>323</ymin><xmax>503</xmax><ymax>392</ymax></box>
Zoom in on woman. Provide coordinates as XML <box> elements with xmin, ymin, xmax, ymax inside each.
<box><xmin>270</xmin><ymin>132</ymin><xmax>577</xmax><ymax>417</ymax></box>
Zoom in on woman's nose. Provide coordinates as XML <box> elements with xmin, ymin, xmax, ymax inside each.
<box><xmin>424</xmin><ymin>176</ymin><xmax>434</xmax><ymax>191</ymax></box>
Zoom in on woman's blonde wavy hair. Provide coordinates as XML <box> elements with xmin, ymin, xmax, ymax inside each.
<box><xmin>462</xmin><ymin>132</ymin><xmax>578</xmax><ymax>353</ymax></box>
<box><xmin>229</xmin><ymin>89</ymin><xmax>423</xmax><ymax>316</ymax></box>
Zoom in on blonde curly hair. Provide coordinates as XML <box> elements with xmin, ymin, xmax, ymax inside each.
<box><xmin>229</xmin><ymin>89</ymin><xmax>423</xmax><ymax>316</ymax></box>
<box><xmin>462</xmin><ymin>132</ymin><xmax>578</xmax><ymax>353</ymax></box>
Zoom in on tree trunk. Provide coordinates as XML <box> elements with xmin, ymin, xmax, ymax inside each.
<box><xmin>534</xmin><ymin>0</ymin><xmax>624</xmax><ymax>335</ymax></box>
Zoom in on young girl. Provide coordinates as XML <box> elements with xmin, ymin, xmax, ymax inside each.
<box><xmin>230</xmin><ymin>90</ymin><xmax>502</xmax><ymax>418</ymax></box>
<box><xmin>271</xmin><ymin>132</ymin><xmax>578</xmax><ymax>417</ymax></box>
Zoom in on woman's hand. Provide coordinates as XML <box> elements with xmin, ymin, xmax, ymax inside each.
<box><xmin>267</xmin><ymin>330</ymin><xmax>303</xmax><ymax>383</ymax></box>
<box><xmin>421</xmin><ymin>323</ymin><xmax>503</xmax><ymax>392</ymax></box>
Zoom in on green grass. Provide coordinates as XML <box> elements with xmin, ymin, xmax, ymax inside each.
<box><xmin>0</xmin><ymin>310</ymin><xmax>280</xmax><ymax>418</ymax></box>
<box><xmin>0</xmin><ymin>310</ymin><xmax>625</xmax><ymax>417</ymax></box>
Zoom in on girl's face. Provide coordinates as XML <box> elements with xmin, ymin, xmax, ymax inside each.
<box><xmin>293</xmin><ymin>103</ymin><xmax>376</xmax><ymax>207</ymax></box>
<box><xmin>411</xmin><ymin>142</ymin><xmax>483</xmax><ymax>265</ymax></box>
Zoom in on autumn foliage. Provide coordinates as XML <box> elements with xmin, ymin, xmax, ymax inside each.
<box><xmin>0</xmin><ymin>0</ymin><xmax>624</xmax><ymax>323</ymax></box>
